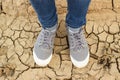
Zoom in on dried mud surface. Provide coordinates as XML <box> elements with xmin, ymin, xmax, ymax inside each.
<box><xmin>0</xmin><ymin>0</ymin><xmax>120</xmax><ymax>80</ymax></box>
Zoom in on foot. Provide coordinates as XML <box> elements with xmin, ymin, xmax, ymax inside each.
<box><xmin>67</xmin><ymin>27</ymin><xmax>89</xmax><ymax>68</ymax></box>
<box><xmin>33</xmin><ymin>24</ymin><xmax>57</xmax><ymax>66</ymax></box>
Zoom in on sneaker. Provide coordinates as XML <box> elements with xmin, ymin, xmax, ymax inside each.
<box><xmin>67</xmin><ymin>26</ymin><xmax>89</xmax><ymax>68</ymax></box>
<box><xmin>33</xmin><ymin>24</ymin><xmax>57</xmax><ymax>66</ymax></box>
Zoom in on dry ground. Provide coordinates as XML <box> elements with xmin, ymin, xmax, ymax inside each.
<box><xmin>0</xmin><ymin>0</ymin><xmax>120</xmax><ymax>80</ymax></box>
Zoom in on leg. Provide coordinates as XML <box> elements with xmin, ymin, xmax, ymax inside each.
<box><xmin>66</xmin><ymin>0</ymin><xmax>91</xmax><ymax>68</ymax></box>
<box><xmin>30</xmin><ymin>0</ymin><xmax>58</xmax><ymax>66</ymax></box>
<box><xmin>66</xmin><ymin>0</ymin><xmax>91</xmax><ymax>28</ymax></box>
<box><xmin>30</xmin><ymin>0</ymin><xmax>58</xmax><ymax>28</ymax></box>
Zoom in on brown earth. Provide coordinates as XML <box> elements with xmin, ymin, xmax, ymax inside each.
<box><xmin>0</xmin><ymin>0</ymin><xmax>120</xmax><ymax>80</ymax></box>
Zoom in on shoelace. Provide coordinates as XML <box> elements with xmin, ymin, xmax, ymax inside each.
<box><xmin>38</xmin><ymin>29</ymin><xmax>54</xmax><ymax>49</ymax></box>
<box><xmin>69</xmin><ymin>29</ymin><xmax>86</xmax><ymax>51</ymax></box>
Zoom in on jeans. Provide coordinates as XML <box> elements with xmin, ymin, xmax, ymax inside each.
<box><xmin>30</xmin><ymin>0</ymin><xmax>91</xmax><ymax>28</ymax></box>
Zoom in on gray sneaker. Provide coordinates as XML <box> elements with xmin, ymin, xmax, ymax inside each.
<box><xmin>33</xmin><ymin>25</ymin><xmax>57</xmax><ymax>66</ymax></box>
<box><xmin>67</xmin><ymin>27</ymin><xmax>89</xmax><ymax>68</ymax></box>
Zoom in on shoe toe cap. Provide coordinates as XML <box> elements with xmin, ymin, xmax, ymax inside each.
<box><xmin>70</xmin><ymin>50</ymin><xmax>90</xmax><ymax>68</ymax></box>
<box><xmin>33</xmin><ymin>47</ymin><xmax>52</xmax><ymax>67</ymax></box>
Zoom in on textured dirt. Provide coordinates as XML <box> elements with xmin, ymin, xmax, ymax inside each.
<box><xmin>0</xmin><ymin>0</ymin><xmax>120</xmax><ymax>80</ymax></box>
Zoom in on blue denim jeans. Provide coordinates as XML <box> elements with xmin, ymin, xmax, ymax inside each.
<box><xmin>30</xmin><ymin>0</ymin><xmax>91</xmax><ymax>28</ymax></box>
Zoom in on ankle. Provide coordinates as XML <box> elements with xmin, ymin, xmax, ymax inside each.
<box><xmin>44</xmin><ymin>24</ymin><xmax>58</xmax><ymax>32</ymax></box>
<box><xmin>68</xmin><ymin>26</ymin><xmax>83</xmax><ymax>33</ymax></box>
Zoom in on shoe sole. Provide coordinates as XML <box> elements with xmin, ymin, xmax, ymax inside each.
<box><xmin>70</xmin><ymin>52</ymin><xmax>90</xmax><ymax>68</ymax></box>
<box><xmin>33</xmin><ymin>48</ymin><xmax>52</xmax><ymax>67</ymax></box>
